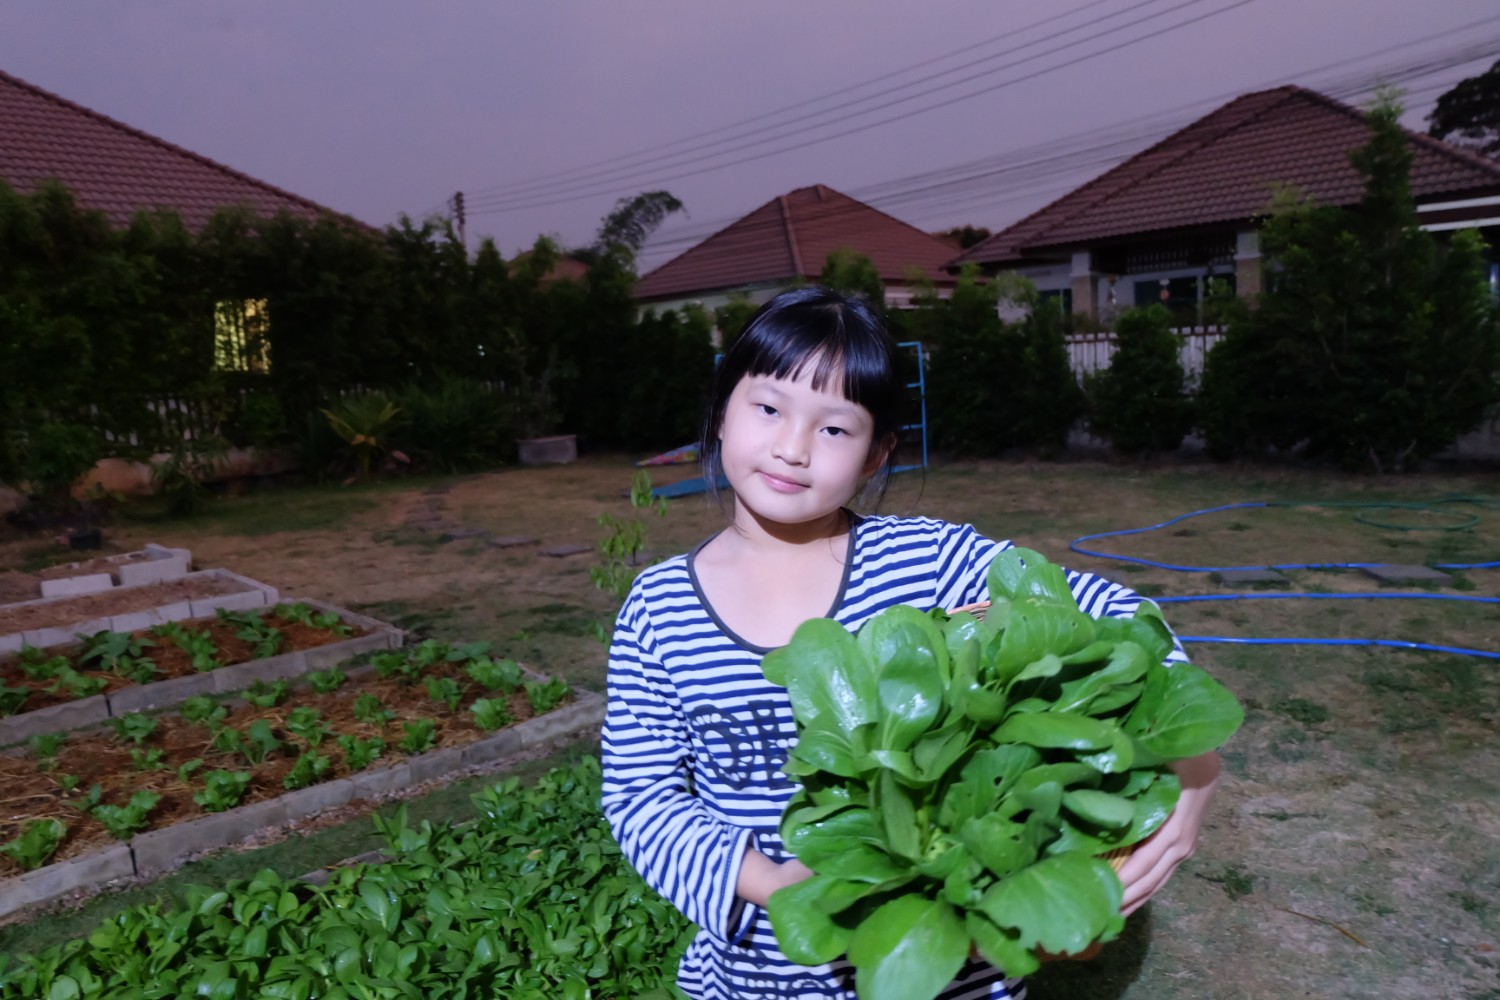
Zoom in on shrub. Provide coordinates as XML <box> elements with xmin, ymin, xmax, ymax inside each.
<box><xmin>1085</xmin><ymin>304</ymin><xmax>1193</xmax><ymax>454</ymax></box>
<box><xmin>393</xmin><ymin>377</ymin><xmax>509</xmax><ymax>473</ymax></box>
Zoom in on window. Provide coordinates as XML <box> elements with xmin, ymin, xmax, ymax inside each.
<box><xmin>214</xmin><ymin>299</ymin><xmax>271</xmax><ymax>373</ymax></box>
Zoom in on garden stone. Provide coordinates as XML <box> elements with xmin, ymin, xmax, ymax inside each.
<box><xmin>0</xmin><ymin>694</ymin><xmax>110</xmax><ymax>747</ymax></box>
<box><xmin>117</xmin><ymin>552</ymin><xmax>190</xmax><ymax>587</ymax></box>
<box><xmin>0</xmin><ymin>632</ymin><xmax>22</xmax><ymax>655</ymax></box>
<box><xmin>351</xmin><ymin>761</ymin><xmax>414</xmax><ymax>800</ymax></box>
<box><xmin>66</xmin><ymin>617</ymin><xmax>114</xmax><ymax>639</ymax></box>
<box><xmin>460</xmin><ymin>727</ymin><xmax>524</xmax><ymax>767</ymax></box>
<box><xmin>303</xmin><ymin>632</ymin><xmax>396</xmax><ymax>669</ymax></box>
<box><xmin>439</xmin><ymin>528</ymin><xmax>487</xmax><ymax>542</ymax></box>
<box><xmin>131</xmin><ymin>797</ymin><xmax>291</xmax><ymax>875</ymax></box>
<box><xmin>157</xmin><ymin>601</ymin><xmax>194</xmax><ymax>622</ymax></box>
<box><xmin>191</xmin><ymin>589</ymin><xmax>268</xmax><ymax>618</ymax></box>
<box><xmin>519</xmin><ymin>692</ymin><xmax>606</xmax><ymax>749</ymax></box>
<box><xmin>20</xmin><ymin>626</ymin><xmax>75</xmax><ymax>650</ymax></box>
<box><xmin>213</xmin><ymin>652</ymin><xmax>307</xmax><ymax>693</ymax></box>
<box><xmin>487</xmin><ymin>536</ymin><xmax>538</xmax><ymax>549</ymax></box>
<box><xmin>39</xmin><ymin>573</ymin><xmax>115</xmax><ymax>598</ymax></box>
<box><xmin>540</xmin><ymin>543</ymin><xmax>594</xmax><ymax>558</ymax></box>
<box><xmin>281</xmin><ymin>778</ymin><xmax>357</xmax><ymax>820</ymax></box>
<box><xmin>0</xmin><ymin>843</ymin><xmax>135</xmax><ymax>920</ymax></box>
<box><xmin>108</xmin><ymin>672</ymin><xmax>217</xmax><ymax>715</ymax></box>
<box><xmin>110</xmin><ymin>608</ymin><xmax>167</xmax><ymax>633</ymax></box>
<box><xmin>1217</xmin><ymin>569</ymin><xmax>1290</xmax><ymax>586</ymax></box>
<box><xmin>1360</xmin><ymin>564</ymin><xmax>1453</xmax><ymax>585</ymax></box>
<box><xmin>406</xmin><ymin>745</ymin><xmax>468</xmax><ymax>785</ymax></box>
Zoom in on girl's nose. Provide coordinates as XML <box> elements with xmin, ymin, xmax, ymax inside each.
<box><xmin>771</xmin><ymin>424</ymin><xmax>810</xmax><ymax>465</ymax></box>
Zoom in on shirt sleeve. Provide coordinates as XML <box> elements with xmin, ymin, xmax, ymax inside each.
<box><xmin>933</xmin><ymin>521</ymin><xmax>1188</xmax><ymax>667</ymax></box>
<box><xmin>599</xmin><ymin>588</ymin><xmax>756</xmax><ymax>945</ymax></box>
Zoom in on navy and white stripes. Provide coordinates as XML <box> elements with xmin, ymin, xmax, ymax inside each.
<box><xmin>600</xmin><ymin>515</ymin><xmax>1183</xmax><ymax>1000</ymax></box>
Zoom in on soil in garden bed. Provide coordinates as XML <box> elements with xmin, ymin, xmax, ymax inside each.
<box><xmin>0</xmin><ymin>576</ymin><xmax>243</xmax><ymax>635</ymax></box>
<box><xmin>0</xmin><ymin>609</ymin><xmax>370</xmax><ymax>714</ymax></box>
<box><xmin>0</xmin><ymin>656</ymin><xmax>570</xmax><ymax>875</ymax></box>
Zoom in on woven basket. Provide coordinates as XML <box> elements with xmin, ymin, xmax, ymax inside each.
<box><xmin>950</xmin><ymin>600</ymin><xmax>1134</xmax><ymax>876</ymax></box>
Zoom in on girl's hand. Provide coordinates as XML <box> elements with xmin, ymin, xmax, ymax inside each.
<box><xmin>1116</xmin><ymin>751</ymin><xmax>1222</xmax><ymax>916</ymax></box>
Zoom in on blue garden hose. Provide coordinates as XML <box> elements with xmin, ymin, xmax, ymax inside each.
<box><xmin>1067</xmin><ymin>499</ymin><xmax>1500</xmax><ymax>659</ymax></box>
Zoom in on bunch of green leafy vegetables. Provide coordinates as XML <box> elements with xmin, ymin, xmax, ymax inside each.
<box><xmin>760</xmin><ymin>548</ymin><xmax>1243</xmax><ymax>1000</ymax></box>
<box><xmin>0</xmin><ymin>757</ymin><xmax>690</xmax><ymax>1000</ymax></box>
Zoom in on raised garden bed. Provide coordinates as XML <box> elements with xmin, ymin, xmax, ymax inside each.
<box><xmin>0</xmin><ymin>638</ymin><xmax>600</xmax><ymax>918</ymax></box>
<box><xmin>0</xmin><ymin>568</ymin><xmax>274</xmax><ymax>651</ymax></box>
<box><xmin>36</xmin><ymin>544</ymin><xmax>192</xmax><ymax>596</ymax></box>
<box><xmin>0</xmin><ymin>601</ymin><xmax>399</xmax><ymax>746</ymax></box>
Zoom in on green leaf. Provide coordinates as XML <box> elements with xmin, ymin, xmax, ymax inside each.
<box><xmin>992</xmin><ymin>712</ymin><xmax>1114</xmax><ymax>751</ymax></box>
<box><xmin>784</xmin><ymin>808</ymin><xmax>906</xmax><ymax>882</ymax></box>
<box><xmin>977</xmin><ymin>853</ymin><xmax>1125</xmax><ymax>958</ymax></box>
<box><xmin>874</xmin><ymin>770</ymin><xmax>922</xmax><ymax>861</ymax></box>
<box><xmin>789</xmin><ymin>728</ymin><xmax>861</xmax><ymax>778</ymax></box>
<box><xmin>766</xmin><ymin>875</ymin><xmax>856</xmax><ymax>965</ymax></box>
<box><xmin>958</xmin><ymin>812</ymin><xmax>1033</xmax><ymax>879</ymax></box>
<box><xmin>1062</xmin><ymin>789</ymin><xmax>1135</xmax><ymax>828</ymax></box>
<box><xmin>995</xmin><ymin>604</ymin><xmax>1096</xmax><ymax>679</ymax></box>
<box><xmin>1126</xmin><ymin>663</ymin><xmax>1244</xmax><ymax>759</ymax></box>
<box><xmin>874</xmin><ymin>652</ymin><xmax>945</xmax><ymax>753</ymax></box>
<box><xmin>986</xmin><ymin>547</ymin><xmax>1076</xmax><ymax>606</ymax></box>
<box><xmin>767</xmin><ymin>618</ymin><xmax>877</xmax><ymax>740</ymax></box>
<box><xmin>966</xmin><ymin>911</ymin><xmax>1040</xmax><ymax>979</ymax></box>
<box><xmin>847</xmin><ymin>895</ymin><xmax>969</xmax><ymax>1000</ymax></box>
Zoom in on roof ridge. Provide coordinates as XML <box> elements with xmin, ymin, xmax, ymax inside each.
<box><xmin>805</xmin><ymin>185</ymin><xmax>969</xmax><ymax>258</ymax></box>
<box><xmin>778</xmin><ymin>194</ymin><xmax>806</xmax><ymax>275</ymax></box>
<box><xmin>1025</xmin><ymin>87</ymin><xmax>1301</xmax><ymax>245</ymax></box>
<box><xmin>0</xmin><ymin>67</ymin><xmax>358</xmax><ymax>225</ymax></box>
<box><xmin>1283</xmin><ymin>83</ymin><xmax>1500</xmax><ymax>182</ymax></box>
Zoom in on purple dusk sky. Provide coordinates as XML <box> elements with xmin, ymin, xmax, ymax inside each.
<box><xmin>2</xmin><ymin>1</ymin><xmax>1496</xmax><ymax>271</ymax></box>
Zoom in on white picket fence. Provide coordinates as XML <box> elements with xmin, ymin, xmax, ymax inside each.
<box><xmin>1066</xmin><ymin>326</ymin><xmax>1224</xmax><ymax>380</ymax></box>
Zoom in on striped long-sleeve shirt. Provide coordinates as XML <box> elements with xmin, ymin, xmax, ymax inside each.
<box><xmin>600</xmin><ymin>514</ymin><xmax>1183</xmax><ymax>1000</ymax></box>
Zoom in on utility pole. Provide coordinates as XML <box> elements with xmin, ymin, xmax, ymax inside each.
<box><xmin>451</xmin><ymin>191</ymin><xmax>467</xmax><ymax>248</ymax></box>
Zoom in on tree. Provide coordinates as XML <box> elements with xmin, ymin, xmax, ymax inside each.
<box><xmin>594</xmin><ymin>190</ymin><xmax>685</xmax><ymax>256</ymax></box>
<box><xmin>935</xmin><ymin>225</ymin><xmax>992</xmax><ymax>249</ymax></box>
<box><xmin>1085</xmin><ymin>304</ymin><xmax>1192</xmax><ymax>454</ymax></box>
<box><xmin>1200</xmin><ymin>94</ymin><xmax>1500</xmax><ymax>471</ymax></box>
<box><xmin>1427</xmin><ymin>59</ymin><xmax>1500</xmax><ymax>158</ymax></box>
<box><xmin>819</xmin><ymin>247</ymin><xmax>885</xmax><ymax>308</ymax></box>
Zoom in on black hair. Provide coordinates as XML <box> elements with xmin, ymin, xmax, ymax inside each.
<box><xmin>699</xmin><ymin>286</ymin><xmax>903</xmax><ymax>508</ymax></box>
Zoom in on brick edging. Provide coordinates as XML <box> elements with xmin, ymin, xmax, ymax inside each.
<box><xmin>0</xmin><ymin>688</ymin><xmax>604</xmax><ymax>920</ymax></box>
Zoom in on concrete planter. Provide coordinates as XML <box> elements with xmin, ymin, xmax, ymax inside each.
<box><xmin>1</xmin><ymin>568</ymin><xmax>276</xmax><ymax>654</ymax></box>
<box><xmin>0</xmin><ymin>687</ymin><xmax>604</xmax><ymax>919</ymax></box>
<box><xmin>516</xmin><ymin>434</ymin><xmax>578</xmax><ymax>466</ymax></box>
<box><xmin>0</xmin><ymin>601</ymin><xmax>402</xmax><ymax>747</ymax></box>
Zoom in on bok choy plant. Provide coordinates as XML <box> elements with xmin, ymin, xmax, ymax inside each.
<box><xmin>760</xmin><ymin>547</ymin><xmax>1243</xmax><ymax>1000</ymax></box>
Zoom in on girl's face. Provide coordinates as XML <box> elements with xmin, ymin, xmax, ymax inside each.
<box><xmin>718</xmin><ymin>363</ymin><xmax>887</xmax><ymax>530</ymax></box>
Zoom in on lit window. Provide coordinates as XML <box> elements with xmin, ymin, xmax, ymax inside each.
<box><xmin>214</xmin><ymin>299</ymin><xmax>270</xmax><ymax>373</ymax></box>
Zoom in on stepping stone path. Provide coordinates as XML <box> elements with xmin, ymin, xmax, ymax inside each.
<box><xmin>540</xmin><ymin>544</ymin><xmax>594</xmax><ymax>558</ymax></box>
<box><xmin>399</xmin><ymin>484</ymin><xmax>540</xmax><ymax>552</ymax></box>
<box><xmin>1217</xmin><ymin>569</ymin><xmax>1290</xmax><ymax>586</ymax></box>
<box><xmin>1359</xmin><ymin>564</ymin><xmax>1453</xmax><ymax>586</ymax></box>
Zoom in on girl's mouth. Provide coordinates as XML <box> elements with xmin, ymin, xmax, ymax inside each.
<box><xmin>758</xmin><ymin>471</ymin><xmax>808</xmax><ymax>493</ymax></box>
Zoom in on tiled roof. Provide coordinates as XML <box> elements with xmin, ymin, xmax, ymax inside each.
<box><xmin>953</xmin><ymin>86</ymin><xmax>1500</xmax><ymax>267</ymax></box>
<box><xmin>635</xmin><ymin>184</ymin><xmax>959</xmax><ymax>301</ymax></box>
<box><xmin>0</xmin><ymin>68</ymin><xmax>353</xmax><ymax>230</ymax></box>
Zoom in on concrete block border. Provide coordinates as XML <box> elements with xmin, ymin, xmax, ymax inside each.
<box><xmin>0</xmin><ymin>686</ymin><xmax>604</xmax><ymax>919</ymax></box>
<box><xmin>0</xmin><ymin>601</ymin><xmax>402</xmax><ymax>747</ymax></box>
<box><xmin>0</xmin><ymin>569</ymin><xmax>276</xmax><ymax>654</ymax></box>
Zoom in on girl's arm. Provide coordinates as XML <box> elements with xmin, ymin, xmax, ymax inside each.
<box><xmin>601</xmin><ymin>598</ymin><xmax>761</xmax><ymax>945</ymax></box>
<box><xmin>1116</xmin><ymin>750</ymin><xmax>1222</xmax><ymax>915</ymax></box>
<box><xmin>736</xmin><ymin>849</ymin><xmax>812</xmax><ymax>907</ymax></box>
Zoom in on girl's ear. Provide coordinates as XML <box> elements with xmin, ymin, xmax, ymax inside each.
<box><xmin>862</xmin><ymin>433</ymin><xmax>897</xmax><ymax>478</ymax></box>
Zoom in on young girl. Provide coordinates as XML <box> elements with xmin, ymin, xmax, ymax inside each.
<box><xmin>600</xmin><ymin>287</ymin><xmax>1221</xmax><ymax>1000</ymax></box>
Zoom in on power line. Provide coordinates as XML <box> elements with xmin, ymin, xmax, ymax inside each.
<box><xmin>622</xmin><ymin>34</ymin><xmax>1500</xmax><ymax>269</ymax></box>
<box><xmin>463</xmin><ymin>0</ymin><xmax>1127</xmax><ymax>202</ymax></box>
<box><xmin>467</xmin><ymin>0</ymin><xmax>1177</xmax><ymax>206</ymax></box>
<box><xmin>466</xmin><ymin>0</ymin><xmax>1258</xmax><ymax>215</ymax></box>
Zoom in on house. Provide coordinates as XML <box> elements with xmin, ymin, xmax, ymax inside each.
<box><xmin>949</xmin><ymin>85</ymin><xmax>1500</xmax><ymax>322</ymax></box>
<box><xmin>0</xmin><ymin>67</ymin><xmax>351</xmax><ymax>230</ymax></box>
<box><xmin>633</xmin><ymin>184</ymin><xmax>959</xmax><ymax>318</ymax></box>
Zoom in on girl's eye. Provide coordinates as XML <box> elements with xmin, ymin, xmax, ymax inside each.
<box><xmin>824</xmin><ymin>426</ymin><xmax>846</xmax><ymax>437</ymax></box>
<box><xmin>758</xmin><ymin>404</ymin><xmax>778</xmax><ymax>416</ymax></box>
